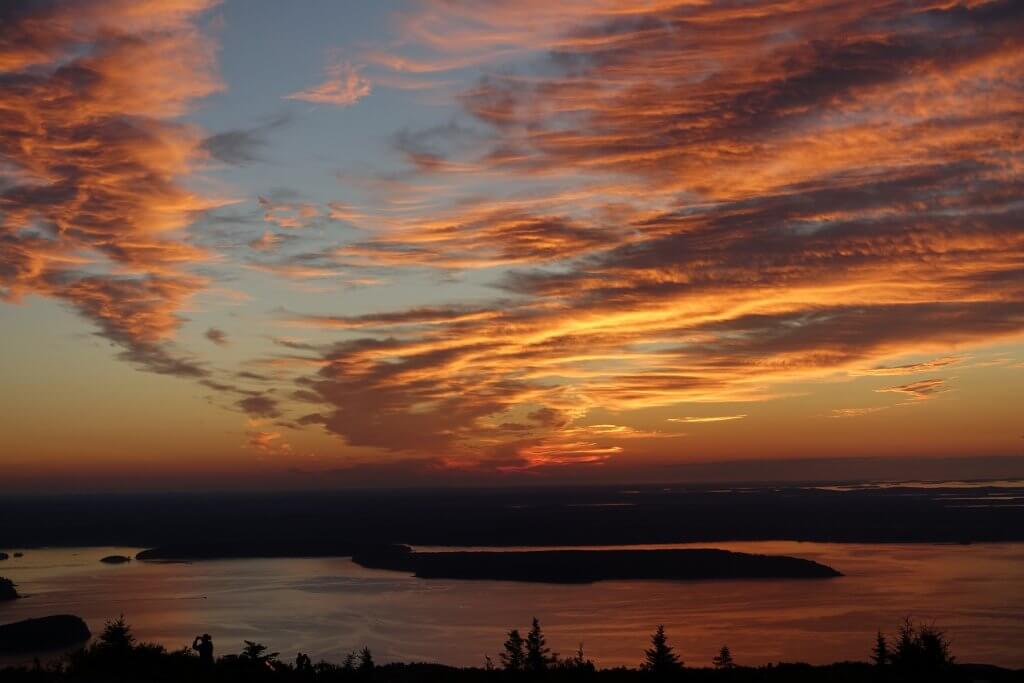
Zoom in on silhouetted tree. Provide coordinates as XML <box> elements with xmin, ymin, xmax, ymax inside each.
<box><xmin>642</xmin><ymin>625</ymin><xmax>682</xmax><ymax>675</ymax></box>
<box><xmin>241</xmin><ymin>640</ymin><xmax>279</xmax><ymax>666</ymax></box>
<box><xmin>359</xmin><ymin>647</ymin><xmax>374</xmax><ymax>670</ymax></box>
<box><xmin>526</xmin><ymin>618</ymin><xmax>556</xmax><ymax>673</ymax></box>
<box><xmin>342</xmin><ymin>651</ymin><xmax>357</xmax><ymax>672</ymax></box>
<box><xmin>98</xmin><ymin>615</ymin><xmax>135</xmax><ymax>652</ymax></box>
<box><xmin>484</xmin><ymin>654</ymin><xmax>495</xmax><ymax>671</ymax></box>
<box><xmin>871</xmin><ymin>631</ymin><xmax>889</xmax><ymax>668</ymax></box>
<box><xmin>713</xmin><ymin>645</ymin><xmax>734</xmax><ymax>669</ymax></box>
<box><xmin>889</xmin><ymin>618</ymin><xmax>954</xmax><ymax>679</ymax></box>
<box><xmin>916</xmin><ymin>623</ymin><xmax>954</xmax><ymax>673</ymax></box>
<box><xmin>501</xmin><ymin>629</ymin><xmax>526</xmax><ymax>672</ymax></box>
<box><xmin>894</xmin><ymin>618</ymin><xmax>916</xmax><ymax>667</ymax></box>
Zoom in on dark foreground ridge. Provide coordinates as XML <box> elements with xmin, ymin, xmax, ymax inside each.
<box><xmin>1</xmin><ymin>615</ymin><xmax>1019</xmax><ymax>683</ymax></box>
<box><xmin>0</xmin><ymin>616</ymin><xmax>90</xmax><ymax>654</ymax></box>
<box><xmin>351</xmin><ymin>545</ymin><xmax>841</xmax><ymax>583</ymax></box>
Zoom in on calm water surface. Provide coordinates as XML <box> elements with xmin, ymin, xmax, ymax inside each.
<box><xmin>1</xmin><ymin>542</ymin><xmax>1022</xmax><ymax>668</ymax></box>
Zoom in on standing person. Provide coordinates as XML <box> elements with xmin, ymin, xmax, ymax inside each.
<box><xmin>192</xmin><ymin>633</ymin><xmax>214</xmax><ymax>666</ymax></box>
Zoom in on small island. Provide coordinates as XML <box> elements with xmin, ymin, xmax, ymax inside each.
<box><xmin>0</xmin><ymin>615</ymin><xmax>91</xmax><ymax>654</ymax></box>
<box><xmin>0</xmin><ymin>577</ymin><xmax>18</xmax><ymax>601</ymax></box>
<box><xmin>100</xmin><ymin>555</ymin><xmax>132</xmax><ymax>564</ymax></box>
<box><xmin>0</xmin><ymin>552</ymin><xmax>8</xmax><ymax>561</ymax></box>
<box><xmin>352</xmin><ymin>545</ymin><xmax>841</xmax><ymax>583</ymax></box>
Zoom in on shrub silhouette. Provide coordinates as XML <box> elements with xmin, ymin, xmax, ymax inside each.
<box><xmin>556</xmin><ymin>643</ymin><xmax>595</xmax><ymax>676</ymax></box>
<box><xmin>241</xmin><ymin>640</ymin><xmax>279</xmax><ymax>666</ymax></box>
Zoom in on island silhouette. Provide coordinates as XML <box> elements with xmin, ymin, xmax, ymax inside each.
<box><xmin>349</xmin><ymin>545</ymin><xmax>840</xmax><ymax>583</ymax></box>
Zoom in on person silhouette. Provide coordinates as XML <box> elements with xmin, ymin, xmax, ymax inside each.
<box><xmin>295</xmin><ymin>652</ymin><xmax>312</xmax><ymax>672</ymax></box>
<box><xmin>192</xmin><ymin>633</ymin><xmax>214</xmax><ymax>665</ymax></box>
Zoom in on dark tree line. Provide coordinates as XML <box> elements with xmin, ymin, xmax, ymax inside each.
<box><xmin>0</xmin><ymin>615</ymin><xmax>1008</xmax><ymax>683</ymax></box>
<box><xmin>870</xmin><ymin>618</ymin><xmax>955</xmax><ymax>681</ymax></box>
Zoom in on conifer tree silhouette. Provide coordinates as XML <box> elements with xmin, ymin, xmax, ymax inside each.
<box><xmin>358</xmin><ymin>647</ymin><xmax>374</xmax><ymax>674</ymax></box>
<box><xmin>713</xmin><ymin>644</ymin><xmax>734</xmax><ymax>669</ymax></box>
<box><xmin>526</xmin><ymin>618</ymin><xmax>556</xmax><ymax>673</ymax></box>
<box><xmin>98</xmin><ymin>616</ymin><xmax>135</xmax><ymax>652</ymax></box>
<box><xmin>872</xmin><ymin>631</ymin><xmax>889</xmax><ymax>668</ymax></box>
<box><xmin>642</xmin><ymin>625</ymin><xmax>682</xmax><ymax>674</ymax></box>
<box><xmin>501</xmin><ymin>629</ymin><xmax>526</xmax><ymax>672</ymax></box>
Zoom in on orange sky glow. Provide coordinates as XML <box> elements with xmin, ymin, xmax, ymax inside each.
<box><xmin>1</xmin><ymin>0</ymin><xmax>1022</xmax><ymax>490</ymax></box>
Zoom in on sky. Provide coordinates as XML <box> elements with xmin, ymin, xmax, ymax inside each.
<box><xmin>1</xmin><ymin>0</ymin><xmax>1022</xmax><ymax>492</ymax></box>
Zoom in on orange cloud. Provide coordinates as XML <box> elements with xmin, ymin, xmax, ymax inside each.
<box><xmin>830</xmin><ymin>407</ymin><xmax>889</xmax><ymax>419</ymax></box>
<box><xmin>245</xmin><ymin>420</ymin><xmax>293</xmax><ymax>456</ymax></box>
<box><xmin>280</xmin><ymin>0</ymin><xmax>1024</xmax><ymax>467</ymax></box>
<box><xmin>858</xmin><ymin>357</ymin><xmax>963</xmax><ymax>376</ymax></box>
<box><xmin>876</xmin><ymin>379</ymin><xmax>948</xmax><ymax>401</ymax></box>
<box><xmin>0</xmin><ymin>0</ymin><xmax>224</xmax><ymax>376</ymax></box>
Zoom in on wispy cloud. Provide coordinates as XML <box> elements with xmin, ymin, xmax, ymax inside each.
<box><xmin>829</xmin><ymin>407</ymin><xmax>889</xmax><ymax>419</ymax></box>
<box><xmin>858</xmin><ymin>356</ymin><xmax>962</xmax><ymax>376</ymax></box>
<box><xmin>876</xmin><ymin>379</ymin><xmax>947</xmax><ymax>401</ymax></box>
<box><xmin>287</xmin><ymin>60</ymin><xmax>370</xmax><ymax>107</ymax></box>
<box><xmin>668</xmin><ymin>415</ymin><xmax>747</xmax><ymax>424</ymax></box>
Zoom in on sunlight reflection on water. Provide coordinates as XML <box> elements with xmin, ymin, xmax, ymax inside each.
<box><xmin>1</xmin><ymin>542</ymin><xmax>1022</xmax><ymax>669</ymax></box>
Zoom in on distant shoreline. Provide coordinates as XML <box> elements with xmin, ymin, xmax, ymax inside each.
<box><xmin>4</xmin><ymin>483</ymin><xmax>1023</xmax><ymax>553</ymax></box>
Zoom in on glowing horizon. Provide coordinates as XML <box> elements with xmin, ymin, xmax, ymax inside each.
<box><xmin>1</xmin><ymin>0</ymin><xmax>1022</xmax><ymax>490</ymax></box>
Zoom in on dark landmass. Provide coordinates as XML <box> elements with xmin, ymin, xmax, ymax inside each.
<box><xmin>0</xmin><ymin>577</ymin><xmax>18</xmax><ymax>601</ymax></box>
<box><xmin>0</xmin><ymin>616</ymin><xmax>90</xmax><ymax>654</ymax></box>
<box><xmin>13</xmin><ymin>552</ymin><xmax>23</xmax><ymax>558</ymax></box>
<box><xmin>3</xmin><ymin>483</ymin><xmax>1023</xmax><ymax>552</ymax></box>
<box><xmin>352</xmin><ymin>545</ymin><xmax>840</xmax><ymax>583</ymax></box>
<box><xmin>0</xmin><ymin>553</ymin><xmax>8</xmax><ymax>561</ymax></box>
<box><xmin>98</xmin><ymin>555</ymin><xmax>131</xmax><ymax>564</ymax></box>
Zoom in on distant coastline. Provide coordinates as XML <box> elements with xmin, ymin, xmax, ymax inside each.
<box><xmin>4</xmin><ymin>482</ymin><xmax>1023</xmax><ymax>554</ymax></box>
